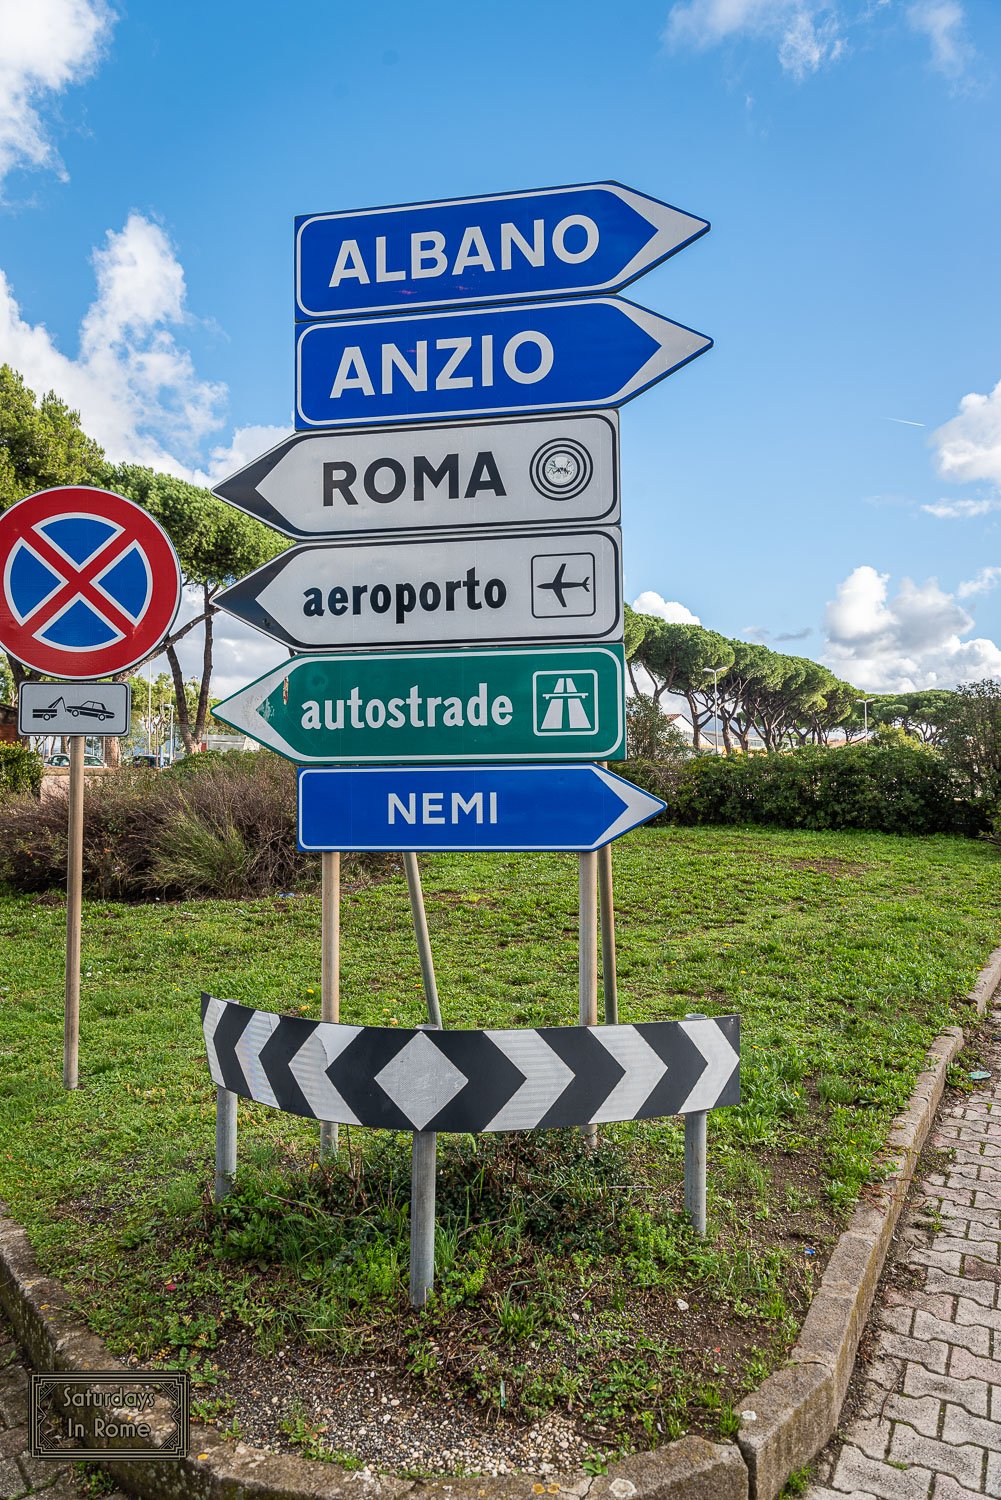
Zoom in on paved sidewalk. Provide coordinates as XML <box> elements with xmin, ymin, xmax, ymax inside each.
<box><xmin>808</xmin><ymin>1022</ymin><xmax>1001</xmax><ymax>1500</ymax></box>
<box><xmin>0</xmin><ymin>1315</ymin><xmax>127</xmax><ymax>1500</ymax></box>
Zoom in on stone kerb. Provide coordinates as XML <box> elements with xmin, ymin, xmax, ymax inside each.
<box><xmin>735</xmin><ymin>946</ymin><xmax>1001</xmax><ymax>1500</ymax></box>
<box><xmin>2</xmin><ymin>946</ymin><xmax>1000</xmax><ymax>1500</ymax></box>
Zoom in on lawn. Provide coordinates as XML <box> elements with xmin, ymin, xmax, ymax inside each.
<box><xmin>0</xmin><ymin>825</ymin><xmax>997</xmax><ymax>1474</ymax></box>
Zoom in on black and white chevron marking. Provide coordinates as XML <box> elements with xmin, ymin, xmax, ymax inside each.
<box><xmin>201</xmin><ymin>995</ymin><xmax>739</xmax><ymax>1132</ymax></box>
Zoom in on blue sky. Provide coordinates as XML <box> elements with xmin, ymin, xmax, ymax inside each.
<box><xmin>1</xmin><ymin>0</ymin><xmax>999</xmax><ymax>696</ymax></box>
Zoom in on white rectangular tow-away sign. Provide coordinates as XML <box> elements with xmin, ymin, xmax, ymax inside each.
<box><xmin>18</xmin><ymin>681</ymin><xmax>131</xmax><ymax>736</ymax></box>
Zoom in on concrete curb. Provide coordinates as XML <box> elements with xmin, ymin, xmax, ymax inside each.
<box><xmin>736</xmin><ymin>943</ymin><xmax>1001</xmax><ymax>1500</ymax></box>
<box><xmin>2</xmin><ymin>946</ymin><xmax>1000</xmax><ymax>1500</ymax></box>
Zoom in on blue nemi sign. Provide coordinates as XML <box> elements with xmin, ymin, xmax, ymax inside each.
<box><xmin>297</xmin><ymin>764</ymin><xmax>665</xmax><ymax>853</ymax></box>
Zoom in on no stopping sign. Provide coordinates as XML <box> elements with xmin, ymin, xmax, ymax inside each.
<box><xmin>0</xmin><ymin>487</ymin><xmax>182</xmax><ymax>679</ymax></box>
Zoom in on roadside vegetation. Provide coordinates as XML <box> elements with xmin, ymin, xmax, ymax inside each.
<box><xmin>0</xmin><ymin>826</ymin><xmax>997</xmax><ymax>1468</ymax></box>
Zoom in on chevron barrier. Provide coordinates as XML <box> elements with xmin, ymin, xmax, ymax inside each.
<box><xmin>201</xmin><ymin>995</ymin><xmax>740</xmax><ymax>1133</ymax></box>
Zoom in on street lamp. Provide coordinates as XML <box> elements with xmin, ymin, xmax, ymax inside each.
<box><xmin>859</xmin><ymin>698</ymin><xmax>875</xmax><ymax>741</ymax></box>
<box><xmin>702</xmin><ymin>666</ymin><xmax>723</xmax><ymax>753</ymax></box>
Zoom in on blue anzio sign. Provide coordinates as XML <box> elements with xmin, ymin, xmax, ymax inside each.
<box><xmin>295</xmin><ymin>182</ymin><xmax>709</xmax><ymax>320</ymax></box>
<box><xmin>297</xmin><ymin>764</ymin><xmax>665</xmax><ymax>853</ymax></box>
<box><xmin>295</xmin><ymin>298</ymin><xmax>712</xmax><ymax>429</ymax></box>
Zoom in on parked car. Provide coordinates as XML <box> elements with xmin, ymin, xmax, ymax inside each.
<box><xmin>45</xmin><ymin>753</ymin><xmax>105</xmax><ymax>768</ymax></box>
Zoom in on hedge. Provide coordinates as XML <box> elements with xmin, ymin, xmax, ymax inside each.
<box><xmin>0</xmin><ymin>742</ymin><xmax>43</xmax><ymax>799</ymax></box>
<box><xmin>613</xmin><ymin>743</ymin><xmax>982</xmax><ymax>837</ymax></box>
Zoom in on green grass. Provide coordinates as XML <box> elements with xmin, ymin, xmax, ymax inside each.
<box><xmin>0</xmin><ymin>825</ymin><xmax>997</xmax><ymax>1464</ymax></box>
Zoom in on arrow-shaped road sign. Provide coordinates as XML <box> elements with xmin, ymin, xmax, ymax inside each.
<box><xmin>215</xmin><ymin>528</ymin><xmax>622</xmax><ymax>653</ymax></box>
<box><xmin>295</xmin><ymin>181</ymin><xmax>709</xmax><ymax>320</ymax></box>
<box><xmin>212</xmin><ymin>645</ymin><xmax>627</xmax><ymax>763</ymax></box>
<box><xmin>295</xmin><ymin>297</ymin><xmax>712</xmax><ymax>429</ymax></box>
<box><xmin>297</xmin><ymin>764</ymin><xmax>666</xmax><ymax>853</ymax></box>
<box><xmin>211</xmin><ymin>413</ymin><xmax>619</xmax><ymax>541</ymax></box>
<box><xmin>202</xmin><ymin>997</ymin><xmax>741</xmax><ymax>1133</ymax></box>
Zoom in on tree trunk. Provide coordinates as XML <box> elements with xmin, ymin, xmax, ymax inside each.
<box><xmin>193</xmin><ymin>591</ymin><xmax>215</xmax><ymax>744</ymax></box>
<box><xmin>166</xmin><ymin>644</ymin><xmax>196</xmax><ymax>755</ymax></box>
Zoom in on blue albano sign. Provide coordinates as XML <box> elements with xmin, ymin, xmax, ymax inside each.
<box><xmin>295</xmin><ymin>182</ymin><xmax>709</xmax><ymax>320</ymax></box>
<box><xmin>294</xmin><ymin>298</ymin><xmax>712</xmax><ymax>429</ymax></box>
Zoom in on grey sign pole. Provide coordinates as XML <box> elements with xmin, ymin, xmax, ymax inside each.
<box><xmin>320</xmin><ymin>851</ymin><xmax>340</xmax><ymax>1159</ymax></box>
<box><xmin>62</xmin><ymin>736</ymin><xmax>85</xmax><ymax>1090</ymax></box>
<box><xmin>579</xmin><ymin>850</ymin><xmax>599</xmax><ymax>1148</ymax></box>
<box><xmin>404</xmin><ymin>854</ymin><xmax>443</xmax><ymax>1029</ymax></box>
<box><xmin>598</xmin><ymin>844</ymin><xmax>617</xmax><ymax>1024</ymax></box>
<box><xmin>684</xmin><ymin>1012</ymin><xmax>708</xmax><ymax>1236</ymax></box>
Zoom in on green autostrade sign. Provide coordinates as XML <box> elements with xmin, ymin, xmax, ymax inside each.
<box><xmin>213</xmin><ymin>645</ymin><xmax>626</xmax><ymax>763</ymax></box>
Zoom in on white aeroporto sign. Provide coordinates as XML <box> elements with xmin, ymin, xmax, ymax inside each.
<box><xmin>215</xmin><ymin>528</ymin><xmax>622</xmax><ymax>652</ymax></box>
<box><xmin>211</xmin><ymin>412</ymin><xmax>619</xmax><ymax>541</ymax></box>
<box><xmin>18</xmin><ymin>681</ymin><xmax>131</xmax><ymax>736</ymax></box>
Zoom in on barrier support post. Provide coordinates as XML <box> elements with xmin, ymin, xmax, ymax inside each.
<box><xmin>684</xmin><ymin>1012</ymin><xmax>708</xmax><ymax>1236</ymax></box>
<box><xmin>409</xmin><ymin>1127</ymin><xmax>437</xmax><ymax>1308</ymax></box>
<box><xmin>214</xmin><ymin>1087</ymin><xmax>237</xmax><ymax>1203</ymax></box>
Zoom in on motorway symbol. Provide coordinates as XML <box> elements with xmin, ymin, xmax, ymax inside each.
<box><xmin>211</xmin><ymin>413</ymin><xmax>619</xmax><ymax>540</ymax></box>
<box><xmin>297</xmin><ymin>764</ymin><xmax>666</xmax><ymax>853</ymax></box>
<box><xmin>18</xmin><ymin>681</ymin><xmax>131</xmax><ymax>737</ymax></box>
<box><xmin>295</xmin><ymin>181</ymin><xmax>709</xmax><ymax>320</ymax></box>
<box><xmin>215</xmin><ymin>528</ymin><xmax>622</xmax><ymax>652</ymax></box>
<box><xmin>0</xmin><ymin>487</ymin><xmax>181</xmax><ymax>679</ymax></box>
<box><xmin>295</xmin><ymin>297</ymin><xmax>712</xmax><ymax>429</ymax></box>
<box><xmin>212</xmin><ymin>644</ymin><xmax>627</xmax><ymax>763</ymax></box>
<box><xmin>202</xmin><ymin>996</ymin><xmax>740</xmax><ymax>1132</ymax></box>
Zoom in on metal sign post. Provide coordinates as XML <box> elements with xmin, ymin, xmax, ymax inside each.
<box><xmin>62</xmin><ymin>736</ymin><xmax>85</xmax><ymax>1090</ymax></box>
<box><xmin>579</xmin><ymin>850</ymin><xmax>599</xmax><ymax>1149</ymax></box>
<box><xmin>598</xmin><ymin>843</ymin><xmax>618</xmax><ymax>1027</ymax></box>
<box><xmin>0</xmin><ymin>488</ymin><xmax>181</xmax><ymax>1092</ymax></box>
<box><xmin>320</xmin><ymin>851</ymin><xmax>341</xmax><ymax>1159</ymax></box>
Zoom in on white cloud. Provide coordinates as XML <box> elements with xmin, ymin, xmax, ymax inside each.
<box><xmin>906</xmin><ymin>0</ymin><xmax>974</xmax><ymax>79</ymax></box>
<box><xmin>932</xmin><ymin>379</ymin><xmax>1001</xmax><ymax>488</ymax></box>
<box><xmin>822</xmin><ymin>564</ymin><xmax>1001</xmax><ymax>690</ymax></box>
<box><xmin>0</xmin><ymin>213</ymin><xmax>227</xmax><ymax>477</ymax></box>
<box><xmin>0</xmin><ymin>0</ymin><xmax>113</xmax><ymax>191</ymax></box>
<box><xmin>663</xmin><ymin>0</ymin><xmax>846</xmax><ymax>78</ymax></box>
<box><xmin>921</xmin><ymin>497</ymin><xmax>1000</xmax><ymax>519</ymax></box>
<box><xmin>664</xmin><ymin>0</ymin><xmax>975</xmax><ymax>80</ymax></box>
<box><xmin>631</xmin><ymin>591</ymin><xmax>702</xmax><ymax>625</ymax></box>
<box><xmin>958</xmin><ymin>566</ymin><xmax>1001</xmax><ymax>600</ymax></box>
<box><xmin>199</xmin><ymin>425</ymin><xmax>292</xmax><ymax>488</ymax></box>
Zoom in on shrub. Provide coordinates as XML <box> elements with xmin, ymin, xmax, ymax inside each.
<box><xmin>614</xmin><ymin>743</ymin><xmax>982</xmax><ymax>837</ymax></box>
<box><xmin>0</xmin><ymin>742</ymin><xmax>42</xmax><ymax>798</ymax></box>
<box><xmin>0</xmin><ymin>752</ymin><xmax>389</xmax><ymax>898</ymax></box>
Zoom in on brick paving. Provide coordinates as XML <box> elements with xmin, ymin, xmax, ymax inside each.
<box><xmin>807</xmin><ymin>1041</ymin><xmax>1001</xmax><ymax>1500</ymax></box>
<box><xmin>0</xmin><ymin>1315</ymin><xmax>127</xmax><ymax>1500</ymax></box>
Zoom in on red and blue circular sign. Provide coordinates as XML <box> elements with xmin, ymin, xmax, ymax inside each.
<box><xmin>0</xmin><ymin>487</ymin><xmax>182</xmax><ymax>680</ymax></box>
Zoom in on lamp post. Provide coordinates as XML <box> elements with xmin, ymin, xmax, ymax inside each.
<box><xmin>859</xmin><ymin>698</ymin><xmax>875</xmax><ymax>741</ymax></box>
<box><xmin>703</xmin><ymin>666</ymin><xmax>723</xmax><ymax>753</ymax></box>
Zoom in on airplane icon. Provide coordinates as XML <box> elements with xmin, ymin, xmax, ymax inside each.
<box><xmin>537</xmin><ymin>561</ymin><xmax>592</xmax><ymax>609</ymax></box>
<box><xmin>531</xmin><ymin>551</ymin><xmax>598</xmax><ymax>620</ymax></box>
